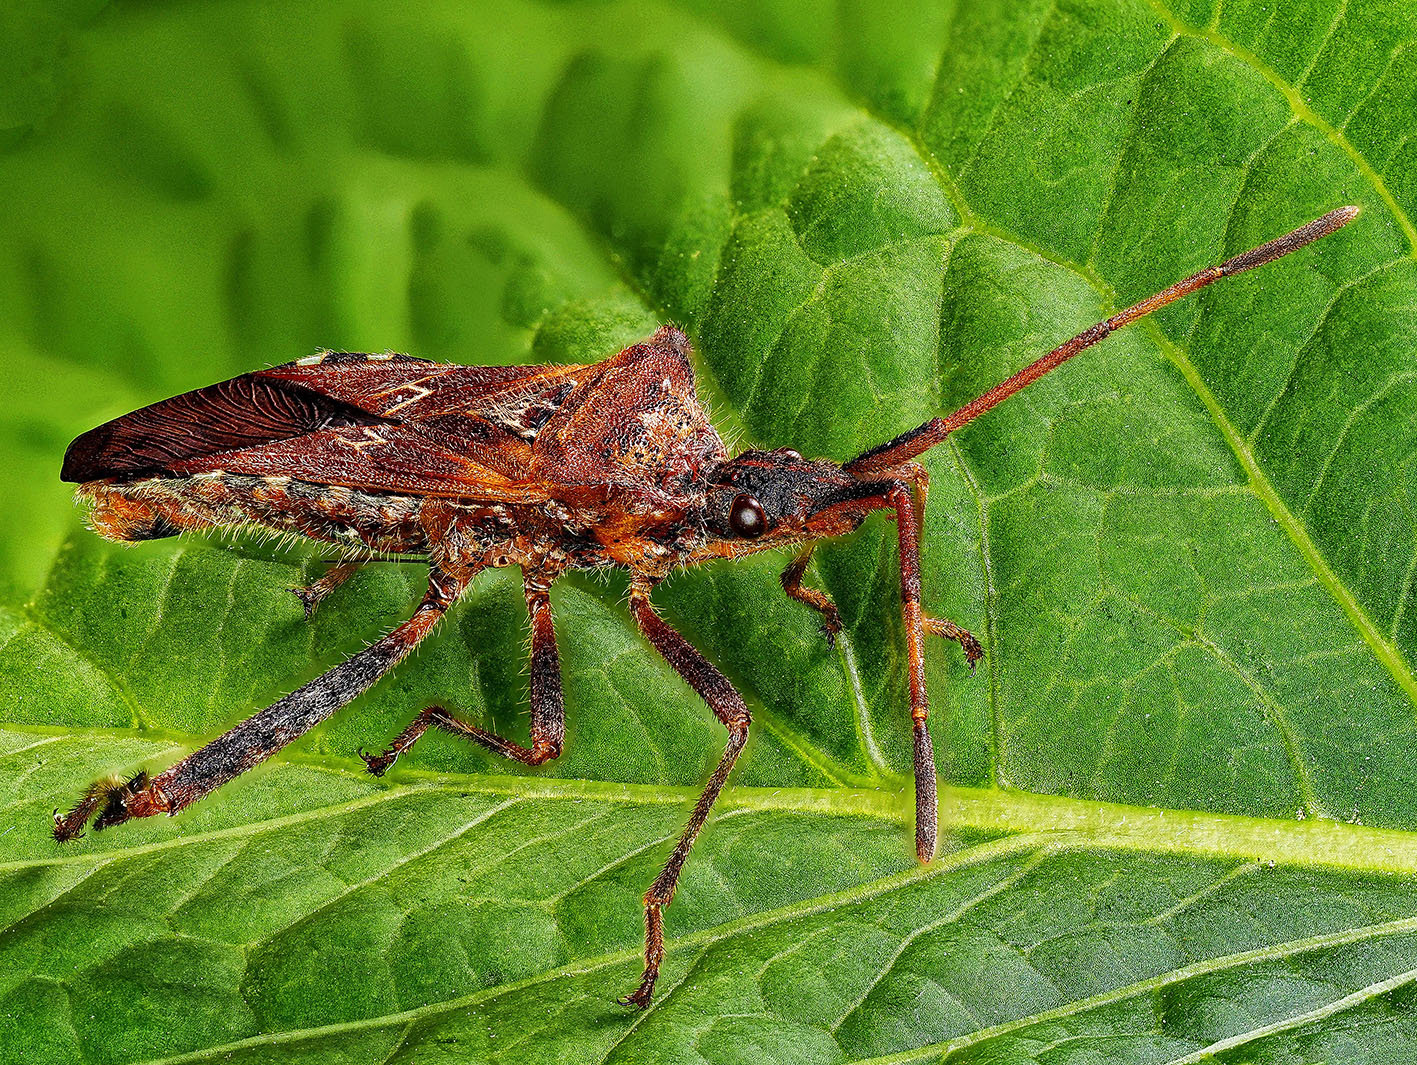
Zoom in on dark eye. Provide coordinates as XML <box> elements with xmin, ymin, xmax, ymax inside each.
<box><xmin>729</xmin><ymin>494</ymin><xmax>767</xmax><ymax>538</ymax></box>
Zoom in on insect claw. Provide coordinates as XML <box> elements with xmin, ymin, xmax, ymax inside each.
<box><xmin>292</xmin><ymin>562</ymin><xmax>363</xmax><ymax>619</ymax></box>
<box><xmin>617</xmin><ymin>963</ymin><xmax>660</xmax><ymax>1010</ymax></box>
<box><xmin>290</xmin><ymin>585</ymin><xmax>320</xmax><ymax>620</ymax></box>
<box><xmin>53</xmin><ymin>780</ymin><xmax>109</xmax><ymax>842</ymax></box>
<box><xmin>359</xmin><ymin>746</ymin><xmax>396</xmax><ymax>777</ymax></box>
<box><xmin>51</xmin><ymin>808</ymin><xmax>84</xmax><ymax>842</ymax></box>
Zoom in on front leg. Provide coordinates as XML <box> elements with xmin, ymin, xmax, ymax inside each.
<box><xmin>924</xmin><ymin>616</ymin><xmax>983</xmax><ymax>670</ymax></box>
<box><xmin>884</xmin><ymin>481</ymin><xmax>939</xmax><ymax>863</ymax></box>
<box><xmin>54</xmin><ymin>566</ymin><xmax>472</xmax><ymax>841</ymax></box>
<box><xmin>780</xmin><ymin>546</ymin><xmax>842</xmax><ymax>645</ymax></box>
<box><xmin>619</xmin><ymin>578</ymin><xmax>751</xmax><ymax>1010</ymax></box>
<box><xmin>360</xmin><ymin>569</ymin><xmax>565</xmax><ymax>772</ymax></box>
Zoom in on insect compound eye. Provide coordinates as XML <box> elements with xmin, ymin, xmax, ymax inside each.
<box><xmin>728</xmin><ymin>493</ymin><xmax>767</xmax><ymax>538</ymax></box>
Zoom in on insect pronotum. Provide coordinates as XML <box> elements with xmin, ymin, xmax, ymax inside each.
<box><xmin>55</xmin><ymin>205</ymin><xmax>1358</xmax><ymax>1008</ymax></box>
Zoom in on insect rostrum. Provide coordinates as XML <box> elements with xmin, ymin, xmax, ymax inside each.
<box><xmin>55</xmin><ymin>206</ymin><xmax>1358</xmax><ymax>1009</ymax></box>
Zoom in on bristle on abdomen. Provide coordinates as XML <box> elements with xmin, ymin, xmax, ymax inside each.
<box><xmin>76</xmin><ymin>475</ymin><xmax>427</xmax><ymax>554</ymax></box>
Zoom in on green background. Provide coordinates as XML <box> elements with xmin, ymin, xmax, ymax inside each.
<box><xmin>4</xmin><ymin>0</ymin><xmax>1417</xmax><ymax>1062</ymax></box>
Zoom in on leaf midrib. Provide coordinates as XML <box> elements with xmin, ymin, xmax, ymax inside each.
<box><xmin>10</xmin><ymin>731</ymin><xmax>1417</xmax><ymax>877</ymax></box>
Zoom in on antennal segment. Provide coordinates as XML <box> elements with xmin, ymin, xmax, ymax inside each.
<box><xmin>846</xmin><ymin>205</ymin><xmax>1359</xmax><ymax>475</ymax></box>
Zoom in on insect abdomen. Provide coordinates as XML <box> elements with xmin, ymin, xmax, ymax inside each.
<box><xmin>80</xmin><ymin>474</ymin><xmax>427</xmax><ymax>554</ymax></box>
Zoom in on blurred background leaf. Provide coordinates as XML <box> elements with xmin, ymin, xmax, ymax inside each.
<box><xmin>4</xmin><ymin>1</ymin><xmax>1417</xmax><ymax>1062</ymax></box>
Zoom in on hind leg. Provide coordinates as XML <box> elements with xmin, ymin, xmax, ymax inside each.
<box><xmin>54</xmin><ymin>566</ymin><xmax>471</xmax><ymax>841</ymax></box>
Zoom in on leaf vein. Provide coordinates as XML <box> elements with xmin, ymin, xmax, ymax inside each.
<box><xmin>1160</xmin><ymin>963</ymin><xmax>1417</xmax><ymax>1065</ymax></box>
<box><xmin>246</xmin><ymin>797</ymin><xmax>523</xmax><ymax>948</ymax></box>
<box><xmin>1144</xmin><ymin>0</ymin><xmax>1417</xmax><ymax>256</ymax></box>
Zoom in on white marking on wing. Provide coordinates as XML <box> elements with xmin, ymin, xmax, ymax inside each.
<box><xmin>382</xmin><ymin>383</ymin><xmax>433</xmax><ymax>415</ymax></box>
<box><xmin>344</xmin><ymin>427</ymin><xmax>388</xmax><ymax>453</ymax></box>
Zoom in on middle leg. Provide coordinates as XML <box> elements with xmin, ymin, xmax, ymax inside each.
<box><xmin>619</xmin><ymin>578</ymin><xmax>751</xmax><ymax>1010</ymax></box>
<box><xmin>360</xmin><ymin>570</ymin><xmax>566</xmax><ymax>774</ymax></box>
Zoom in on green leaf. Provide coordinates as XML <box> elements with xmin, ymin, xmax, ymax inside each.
<box><xmin>4</xmin><ymin>1</ymin><xmax>1417</xmax><ymax>1062</ymax></box>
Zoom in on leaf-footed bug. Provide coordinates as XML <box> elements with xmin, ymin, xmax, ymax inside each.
<box><xmin>55</xmin><ymin>206</ymin><xmax>1358</xmax><ymax>1008</ymax></box>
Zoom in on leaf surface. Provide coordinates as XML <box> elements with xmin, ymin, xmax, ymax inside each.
<box><xmin>3</xmin><ymin>1</ymin><xmax>1417</xmax><ymax>1061</ymax></box>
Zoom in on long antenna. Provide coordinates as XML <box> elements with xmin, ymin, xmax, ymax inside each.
<box><xmin>846</xmin><ymin>205</ymin><xmax>1359</xmax><ymax>475</ymax></box>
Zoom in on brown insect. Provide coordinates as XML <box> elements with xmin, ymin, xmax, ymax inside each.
<box><xmin>54</xmin><ymin>206</ymin><xmax>1357</xmax><ymax>1008</ymax></box>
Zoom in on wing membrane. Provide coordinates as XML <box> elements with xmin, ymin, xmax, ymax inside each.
<box><xmin>64</xmin><ymin>336</ymin><xmax>720</xmax><ymax>506</ymax></box>
<box><xmin>61</xmin><ymin>375</ymin><xmax>387</xmax><ymax>482</ymax></box>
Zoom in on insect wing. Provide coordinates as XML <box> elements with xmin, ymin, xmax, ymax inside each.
<box><xmin>259</xmin><ymin>353</ymin><xmax>592</xmax><ymax>430</ymax></box>
<box><xmin>64</xmin><ymin>353</ymin><xmax>606</xmax><ymax>501</ymax></box>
